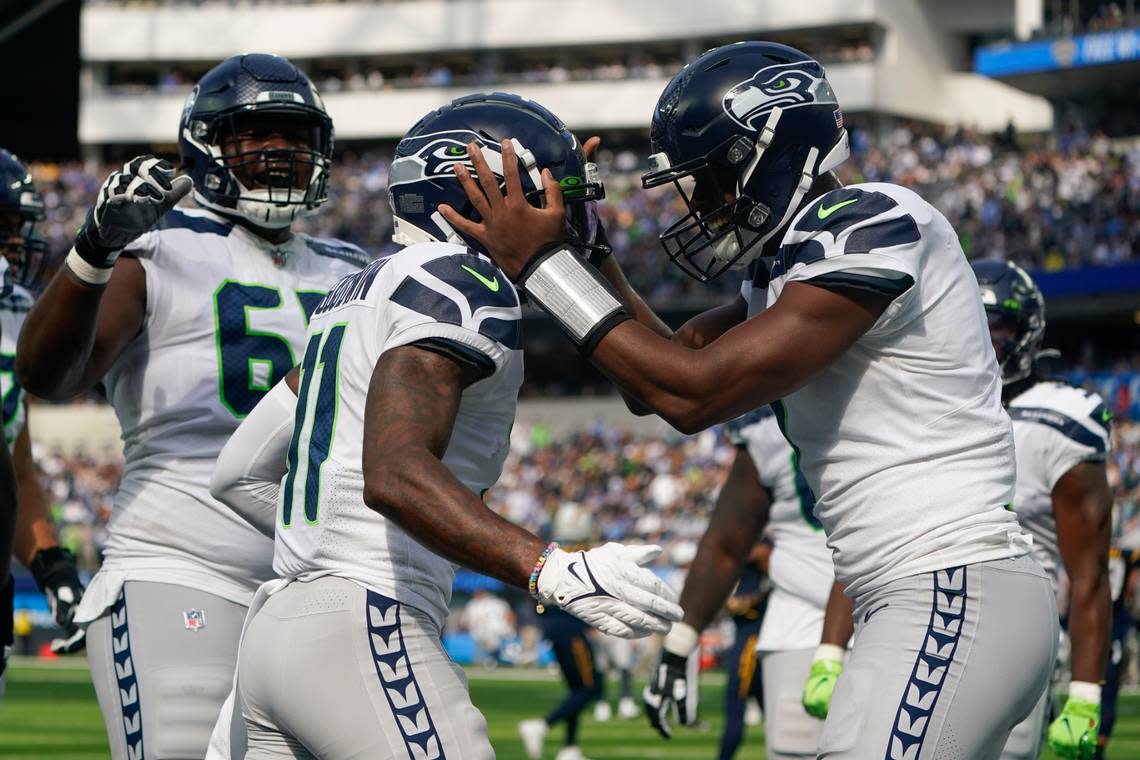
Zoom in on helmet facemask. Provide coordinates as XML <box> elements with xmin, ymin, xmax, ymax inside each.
<box><xmin>186</xmin><ymin>107</ymin><xmax>332</xmax><ymax>229</ymax></box>
<box><xmin>0</xmin><ymin>206</ymin><xmax>47</xmax><ymax>289</ymax></box>
<box><xmin>984</xmin><ymin>305</ymin><xmax>1044</xmax><ymax>385</ymax></box>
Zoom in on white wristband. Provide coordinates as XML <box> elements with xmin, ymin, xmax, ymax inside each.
<box><xmin>814</xmin><ymin>643</ymin><xmax>846</xmax><ymax>663</ymax></box>
<box><xmin>1068</xmin><ymin>680</ymin><xmax>1101</xmax><ymax>705</ymax></box>
<box><xmin>65</xmin><ymin>247</ymin><xmax>116</xmax><ymax>285</ymax></box>
<box><xmin>663</xmin><ymin>622</ymin><xmax>699</xmax><ymax>656</ymax></box>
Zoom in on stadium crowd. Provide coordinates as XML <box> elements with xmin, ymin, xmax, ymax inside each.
<box><xmin>29</xmin><ymin>119</ymin><xmax>1140</xmax><ymax>306</ymax></box>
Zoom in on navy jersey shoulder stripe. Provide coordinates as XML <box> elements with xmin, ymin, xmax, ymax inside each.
<box><xmin>793</xmin><ymin>188</ymin><xmax>899</xmax><ymax>236</ymax></box>
<box><xmin>155</xmin><ymin>209</ymin><xmax>232</xmax><ymax>236</ymax></box>
<box><xmin>1009</xmin><ymin>406</ymin><xmax>1108</xmax><ymax>453</ymax></box>
<box><xmin>305</xmin><ymin>237</ymin><xmax>370</xmax><ymax>269</ymax></box>
<box><xmin>421</xmin><ymin>253</ymin><xmax>519</xmax><ymax>312</ymax></box>
<box><xmin>479</xmin><ymin>317</ymin><xmax>523</xmax><ymax>350</ymax></box>
<box><xmin>843</xmin><ymin>215</ymin><xmax>921</xmax><ymax>255</ymax></box>
<box><xmin>391</xmin><ymin>275</ymin><xmax>462</xmax><ymax>325</ymax></box>
<box><xmin>410</xmin><ymin>337</ymin><xmax>496</xmax><ymax>380</ymax></box>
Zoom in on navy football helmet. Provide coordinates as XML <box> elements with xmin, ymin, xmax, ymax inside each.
<box><xmin>643</xmin><ymin>42</ymin><xmax>850</xmax><ymax>281</ymax></box>
<box><xmin>972</xmin><ymin>258</ymin><xmax>1045</xmax><ymax>385</ymax></box>
<box><xmin>179</xmin><ymin>53</ymin><xmax>333</xmax><ymax>229</ymax></box>
<box><xmin>0</xmin><ymin>148</ymin><xmax>47</xmax><ymax>288</ymax></box>
<box><xmin>388</xmin><ymin>92</ymin><xmax>606</xmax><ymax>259</ymax></box>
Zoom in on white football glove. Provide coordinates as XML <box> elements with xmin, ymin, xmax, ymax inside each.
<box><xmin>71</xmin><ymin>155</ymin><xmax>193</xmax><ymax>283</ymax></box>
<box><xmin>535</xmin><ymin>543</ymin><xmax>682</xmax><ymax>638</ymax></box>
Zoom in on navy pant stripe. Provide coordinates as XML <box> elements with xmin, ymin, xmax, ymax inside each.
<box><xmin>883</xmin><ymin>566</ymin><xmax>968</xmax><ymax>760</ymax></box>
<box><xmin>366</xmin><ymin>590</ymin><xmax>446</xmax><ymax>760</ymax></box>
<box><xmin>110</xmin><ymin>592</ymin><xmax>145</xmax><ymax>760</ymax></box>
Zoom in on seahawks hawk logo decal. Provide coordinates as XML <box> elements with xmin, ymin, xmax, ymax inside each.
<box><xmin>722</xmin><ymin>62</ymin><xmax>838</xmax><ymax>131</ymax></box>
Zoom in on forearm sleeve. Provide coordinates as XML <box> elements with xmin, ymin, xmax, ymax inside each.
<box><xmin>210</xmin><ymin>380</ymin><xmax>297</xmax><ymax>537</ymax></box>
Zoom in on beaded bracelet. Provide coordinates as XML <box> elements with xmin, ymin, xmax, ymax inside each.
<box><xmin>528</xmin><ymin>542</ymin><xmax>560</xmax><ymax>600</ymax></box>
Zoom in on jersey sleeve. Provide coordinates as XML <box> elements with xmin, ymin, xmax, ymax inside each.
<box><xmin>380</xmin><ymin>249</ymin><xmax>522</xmax><ymax>375</ymax></box>
<box><xmin>1009</xmin><ymin>394</ymin><xmax>1112</xmax><ymax>492</ymax></box>
<box><xmin>771</xmin><ymin>187</ymin><xmax>923</xmax><ymax>302</ymax></box>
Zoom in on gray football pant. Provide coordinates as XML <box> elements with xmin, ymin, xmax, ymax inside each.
<box><xmin>236</xmin><ymin>576</ymin><xmax>493</xmax><ymax>760</ymax></box>
<box><xmin>999</xmin><ymin>684</ymin><xmax>1051</xmax><ymax>760</ymax></box>
<box><xmin>761</xmin><ymin>648</ymin><xmax>825</xmax><ymax>759</ymax></box>
<box><xmin>818</xmin><ymin>555</ymin><xmax>1058</xmax><ymax>760</ymax></box>
<box><xmin>86</xmin><ymin>580</ymin><xmax>247</xmax><ymax>760</ymax></box>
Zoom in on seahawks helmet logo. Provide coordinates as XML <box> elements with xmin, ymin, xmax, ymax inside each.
<box><xmin>722</xmin><ymin>62</ymin><xmax>837</xmax><ymax>131</ymax></box>
<box><xmin>418</xmin><ymin>138</ymin><xmax>485</xmax><ymax>178</ymax></box>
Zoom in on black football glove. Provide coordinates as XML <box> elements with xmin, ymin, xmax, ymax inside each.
<box><xmin>72</xmin><ymin>155</ymin><xmax>193</xmax><ymax>279</ymax></box>
<box><xmin>29</xmin><ymin>547</ymin><xmax>86</xmax><ymax>654</ymax></box>
<box><xmin>1</xmin><ymin>575</ymin><xmax>13</xmax><ymax>678</ymax></box>
<box><xmin>643</xmin><ymin>647</ymin><xmax>698</xmax><ymax>738</ymax></box>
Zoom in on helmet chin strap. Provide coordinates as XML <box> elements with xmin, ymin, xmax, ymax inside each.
<box><xmin>730</xmin><ymin>145</ymin><xmax>820</xmax><ymax>269</ymax></box>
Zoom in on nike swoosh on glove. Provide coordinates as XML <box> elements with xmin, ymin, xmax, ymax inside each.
<box><xmin>29</xmin><ymin>547</ymin><xmax>87</xmax><ymax>654</ymax></box>
<box><xmin>1047</xmin><ymin>697</ymin><xmax>1100</xmax><ymax>759</ymax></box>
<box><xmin>535</xmin><ymin>543</ymin><xmax>682</xmax><ymax>638</ymax></box>
<box><xmin>73</xmin><ymin>155</ymin><xmax>193</xmax><ymax>275</ymax></box>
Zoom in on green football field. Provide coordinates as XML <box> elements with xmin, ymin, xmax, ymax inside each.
<box><xmin>1</xmin><ymin>658</ymin><xmax>1139</xmax><ymax>759</ymax></box>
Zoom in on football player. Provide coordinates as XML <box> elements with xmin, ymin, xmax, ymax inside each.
<box><xmin>16</xmin><ymin>54</ymin><xmax>368</xmax><ymax>759</ymax></box>
<box><xmin>0</xmin><ymin>254</ymin><xmax>16</xmax><ymax>684</ymax></box>
<box><xmin>643</xmin><ymin>406</ymin><xmax>838</xmax><ymax>760</ymax></box>
<box><xmin>206</xmin><ymin>93</ymin><xmax>681</xmax><ymax>759</ymax></box>
<box><xmin>973</xmin><ymin>259</ymin><xmax>1113</xmax><ymax>760</ymax></box>
<box><xmin>0</xmin><ymin>149</ymin><xmax>87</xmax><ymax>661</ymax></box>
<box><xmin>444</xmin><ymin>41</ymin><xmax>1057</xmax><ymax>759</ymax></box>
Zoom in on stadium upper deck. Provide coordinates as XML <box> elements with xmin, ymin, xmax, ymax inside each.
<box><xmin>78</xmin><ymin>0</ymin><xmax>1052</xmax><ymax>146</ymax></box>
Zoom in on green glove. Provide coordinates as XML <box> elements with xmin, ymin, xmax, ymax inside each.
<box><xmin>1046</xmin><ymin>697</ymin><xmax>1100</xmax><ymax>759</ymax></box>
<box><xmin>802</xmin><ymin>656</ymin><xmax>843</xmax><ymax>720</ymax></box>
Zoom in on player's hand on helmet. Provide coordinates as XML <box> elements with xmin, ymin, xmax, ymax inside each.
<box><xmin>643</xmin><ymin>622</ymin><xmax>699</xmax><ymax>739</ymax></box>
<box><xmin>29</xmin><ymin>547</ymin><xmax>87</xmax><ymax>654</ymax></box>
<box><xmin>802</xmin><ymin>648</ymin><xmax>845</xmax><ymax>719</ymax></box>
<box><xmin>1047</xmin><ymin>690</ymin><xmax>1101</xmax><ymax>759</ymax></box>
<box><xmin>73</xmin><ymin>155</ymin><xmax>193</xmax><ymax>279</ymax></box>
<box><xmin>535</xmin><ymin>542</ymin><xmax>682</xmax><ymax>639</ymax></box>
<box><xmin>0</xmin><ymin>575</ymin><xmax>13</xmax><ymax>678</ymax></box>
<box><xmin>439</xmin><ymin>139</ymin><xmax>566</xmax><ymax>282</ymax></box>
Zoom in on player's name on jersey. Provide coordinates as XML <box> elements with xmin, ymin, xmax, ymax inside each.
<box><xmin>313</xmin><ymin>259</ymin><xmax>387</xmax><ymax>318</ymax></box>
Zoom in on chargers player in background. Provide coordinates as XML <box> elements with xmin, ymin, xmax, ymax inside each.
<box><xmin>643</xmin><ymin>406</ymin><xmax>837</xmax><ymax>760</ymax></box>
<box><xmin>590</xmin><ymin>631</ymin><xmax>641</xmax><ymax>722</ymax></box>
<box><xmin>0</xmin><ymin>149</ymin><xmax>88</xmax><ymax>665</ymax></box>
<box><xmin>444</xmin><ymin>40</ymin><xmax>1058</xmax><ymax>759</ymax></box>
<box><xmin>16</xmin><ymin>54</ymin><xmax>368</xmax><ymax>759</ymax></box>
<box><xmin>716</xmin><ymin>540</ymin><xmax>768</xmax><ymax>760</ymax></box>
<box><xmin>1098</xmin><ymin>545</ymin><xmax>1138</xmax><ymax>759</ymax></box>
<box><xmin>206</xmin><ymin>93</ymin><xmax>681</xmax><ymax>760</ymax></box>
<box><xmin>972</xmin><ymin>259</ymin><xmax>1113</xmax><ymax>760</ymax></box>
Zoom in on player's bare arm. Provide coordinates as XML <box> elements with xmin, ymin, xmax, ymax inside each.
<box><xmin>17</xmin><ymin>257</ymin><xmax>146</xmax><ymax>400</ymax></box>
<box><xmin>441</xmin><ymin>140</ymin><xmax>888</xmax><ymax>433</ymax></box>
<box><xmin>362</xmin><ymin>344</ymin><xmax>546</xmax><ymax>586</ymax></box>
<box><xmin>678</xmin><ymin>445</ymin><xmax>769</xmax><ymax>630</ymax></box>
<box><xmin>1054</xmin><ymin>460</ymin><xmax>1113</xmax><ymax>684</ymax></box>
<box><xmin>363</xmin><ymin>344</ymin><xmax>681</xmax><ymax>637</ymax></box>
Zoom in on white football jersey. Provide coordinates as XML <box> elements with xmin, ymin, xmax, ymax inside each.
<box><xmin>0</xmin><ymin>284</ymin><xmax>33</xmax><ymax>445</ymax></box>
<box><xmin>1008</xmin><ymin>381</ymin><xmax>1112</xmax><ymax>585</ymax></box>
<box><xmin>746</xmin><ymin>182</ymin><xmax>1024</xmax><ymax>599</ymax></box>
<box><xmin>729</xmin><ymin>409</ymin><xmax>834</xmax><ymax>651</ymax></box>
<box><xmin>272</xmin><ymin>242</ymin><xmax>524</xmax><ymax>631</ymax></box>
<box><xmin>78</xmin><ymin>208</ymin><xmax>367</xmax><ymax>622</ymax></box>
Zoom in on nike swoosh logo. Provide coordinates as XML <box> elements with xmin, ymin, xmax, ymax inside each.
<box><xmin>567</xmin><ymin>561</ymin><xmax>586</xmax><ymax>584</ymax></box>
<box><xmin>461</xmin><ymin>265</ymin><xmax>500</xmax><ymax>292</ymax></box>
<box><xmin>863</xmin><ymin>603</ymin><xmax>889</xmax><ymax>623</ymax></box>
<box><xmin>817</xmin><ymin>198</ymin><xmax>858</xmax><ymax>220</ymax></box>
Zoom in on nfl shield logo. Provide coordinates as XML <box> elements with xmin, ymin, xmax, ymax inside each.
<box><xmin>183</xmin><ymin>609</ymin><xmax>206</xmax><ymax>632</ymax></box>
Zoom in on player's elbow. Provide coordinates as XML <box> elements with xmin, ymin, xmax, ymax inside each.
<box><xmin>362</xmin><ymin>460</ymin><xmax>414</xmax><ymax>520</ymax></box>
